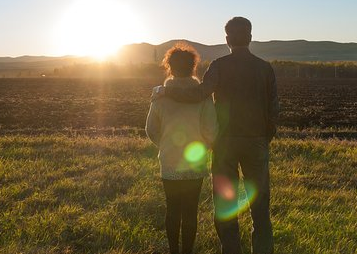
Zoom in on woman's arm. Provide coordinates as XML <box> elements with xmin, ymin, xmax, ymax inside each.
<box><xmin>145</xmin><ymin>102</ymin><xmax>162</xmax><ymax>147</ymax></box>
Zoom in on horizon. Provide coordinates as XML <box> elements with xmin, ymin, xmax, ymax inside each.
<box><xmin>1</xmin><ymin>0</ymin><xmax>357</xmax><ymax>58</ymax></box>
<box><xmin>2</xmin><ymin>39</ymin><xmax>357</xmax><ymax>59</ymax></box>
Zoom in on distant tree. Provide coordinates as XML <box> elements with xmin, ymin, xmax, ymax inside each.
<box><xmin>271</xmin><ymin>60</ymin><xmax>357</xmax><ymax>78</ymax></box>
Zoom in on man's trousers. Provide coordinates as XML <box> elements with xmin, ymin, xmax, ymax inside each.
<box><xmin>212</xmin><ymin>137</ymin><xmax>274</xmax><ymax>254</ymax></box>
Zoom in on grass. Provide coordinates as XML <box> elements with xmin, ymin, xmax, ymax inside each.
<box><xmin>0</xmin><ymin>135</ymin><xmax>356</xmax><ymax>254</ymax></box>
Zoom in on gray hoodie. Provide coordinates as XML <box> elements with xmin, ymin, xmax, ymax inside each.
<box><xmin>146</xmin><ymin>77</ymin><xmax>219</xmax><ymax>180</ymax></box>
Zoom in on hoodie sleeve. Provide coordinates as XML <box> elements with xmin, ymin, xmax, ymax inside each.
<box><xmin>200</xmin><ymin>96</ymin><xmax>219</xmax><ymax>148</ymax></box>
<box><xmin>145</xmin><ymin>101</ymin><xmax>162</xmax><ymax>147</ymax></box>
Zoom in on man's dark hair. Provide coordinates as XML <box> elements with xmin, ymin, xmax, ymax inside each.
<box><xmin>225</xmin><ymin>17</ymin><xmax>252</xmax><ymax>47</ymax></box>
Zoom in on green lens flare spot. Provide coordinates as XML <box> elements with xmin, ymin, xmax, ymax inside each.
<box><xmin>184</xmin><ymin>142</ymin><xmax>206</xmax><ymax>163</ymax></box>
<box><xmin>214</xmin><ymin>179</ymin><xmax>258</xmax><ymax>221</ymax></box>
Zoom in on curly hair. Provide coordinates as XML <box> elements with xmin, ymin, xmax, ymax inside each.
<box><xmin>162</xmin><ymin>43</ymin><xmax>200</xmax><ymax>78</ymax></box>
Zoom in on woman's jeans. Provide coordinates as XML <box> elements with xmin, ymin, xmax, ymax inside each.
<box><xmin>162</xmin><ymin>178</ymin><xmax>203</xmax><ymax>254</ymax></box>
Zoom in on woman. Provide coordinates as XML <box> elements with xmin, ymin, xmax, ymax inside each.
<box><xmin>146</xmin><ymin>43</ymin><xmax>218</xmax><ymax>254</ymax></box>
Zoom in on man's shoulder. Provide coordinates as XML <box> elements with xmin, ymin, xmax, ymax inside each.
<box><xmin>214</xmin><ymin>54</ymin><xmax>233</xmax><ymax>63</ymax></box>
<box><xmin>210</xmin><ymin>51</ymin><xmax>274</xmax><ymax>75</ymax></box>
<box><xmin>214</xmin><ymin>52</ymin><xmax>271</xmax><ymax>65</ymax></box>
<box><xmin>250</xmin><ymin>53</ymin><xmax>272</xmax><ymax>68</ymax></box>
<box><xmin>208</xmin><ymin>54</ymin><xmax>235</xmax><ymax>70</ymax></box>
<box><xmin>249</xmin><ymin>54</ymin><xmax>275</xmax><ymax>79</ymax></box>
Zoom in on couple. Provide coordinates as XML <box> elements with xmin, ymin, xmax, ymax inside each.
<box><xmin>146</xmin><ymin>17</ymin><xmax>279</xmax><ymax>254</ymax></box>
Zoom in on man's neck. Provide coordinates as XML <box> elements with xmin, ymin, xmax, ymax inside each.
<box><xmin>231</xmin><ymin>46</ymin><xmax>249</xmax><ymax>53</ymax></box>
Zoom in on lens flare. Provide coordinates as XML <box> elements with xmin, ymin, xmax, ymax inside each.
<box><xmin>213</xmin><ymin>175</ymin><xmax>236</xmax><ymax>200</ymax></box>
<box><xmin>213</xmin><ymin>175</ymin><xmax>257</xmax><ymax>221</ymax></box>
<box><xmin>184</xmin><ymin>141</ymin><xmax>207</xmax><ymax>163</ymax></box>
<box><xmin>183</xmin><ymin>141</ymin><xmax>207</xmax><ymax>172</ymax></box>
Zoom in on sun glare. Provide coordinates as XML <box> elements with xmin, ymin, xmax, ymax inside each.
<box><xmin>55</xmin><ymin>0</ymin><xmax>146</xmax><ymax>60</ymax></box>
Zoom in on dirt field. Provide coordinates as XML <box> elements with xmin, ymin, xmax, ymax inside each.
<box><xmin>0</xmin><ymin>78</ymin><xmax>356</xmax><ymax>135</ymax></box>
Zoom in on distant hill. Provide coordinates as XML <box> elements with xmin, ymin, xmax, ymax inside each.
<box><xmin>1</xmin><ymin>40</ymin><xmax>356</xmax><ymax>71</ymax></box>
<box><xmin>118</xmin><ymin>39</ymin><xmax>357</xmax><ymax>63</ymax></box>
<box><xmin>117</xmin><ymin>40</ymin><xmax>230</xmax><ymax>64</ymax></box>
<box><xmin>0</xmin><ymin>56</ymin><xmax>92</xmax><ymax>70</ymax></box>
<box><xmin>250</xmin><ymin>40</ymin><xmax>357</xmax><ymax>61</ymax></box>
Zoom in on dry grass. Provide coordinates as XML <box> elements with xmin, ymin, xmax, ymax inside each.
<box><xmin>0</xmin><ymin>135</ymin><xmax>356</xmax><ymax>253</ymax></box>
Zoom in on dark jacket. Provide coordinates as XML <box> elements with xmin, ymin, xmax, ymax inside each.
<box><xmin>165</xmin><ymin>47</ymin><xmax>279</xmax><ymax>139</ymax></box>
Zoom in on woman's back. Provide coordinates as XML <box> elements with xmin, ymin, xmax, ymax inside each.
<box><xmin>145</xmin><ymin>43</ymin><xmax>218</xmax><ymax>254</ymax></box>
<box><xmin>146</xmin><ymin>77</ymin><xmax>218</xmax><ymax>180</ymax></box>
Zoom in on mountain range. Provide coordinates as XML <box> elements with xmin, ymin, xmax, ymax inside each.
<box><xmin>1</xmin><ymin>40</ymin><xmax>356</xmax><ymax>70</ymax></box>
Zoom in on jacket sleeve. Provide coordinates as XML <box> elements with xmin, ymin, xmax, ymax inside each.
<box><xmin>165</xmin><ymin>60</ymin><xmax>219</xmax><ymax>103</ymax></box>
<box><xmin>267</xmin><ymin>64</ymin><xmax>279</xmax><ymax>141</ymax></box>
<box><xmin>145</xmin><ymin>102</ymin><xmax>162</xmax><ymax>147</ymax></box>
<box><xmin>200</xmin><ymin>96</ymin><xmax>219</xmax><ymax>148</ymax></box>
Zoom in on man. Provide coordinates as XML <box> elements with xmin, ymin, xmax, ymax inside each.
<box><xmin>153</xmin><ymin>17</ymin><xmax>278</xmax><ymax>254</ymax></box>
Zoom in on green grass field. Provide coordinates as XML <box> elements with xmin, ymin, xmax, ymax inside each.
<box><xmin>0</xmin><ymin>135</ymin><xmax>356</xmax><ymax>254</ymax></box>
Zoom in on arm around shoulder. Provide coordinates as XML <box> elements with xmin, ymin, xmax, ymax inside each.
<box><xmin>165</xmin><ymin>60</ymin><xmax>219</xmax><ymax>103</ymax></box>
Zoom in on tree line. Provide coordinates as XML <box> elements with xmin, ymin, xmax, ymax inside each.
<box><xmin>1</xmin><ymin>61</ymin><xmax>357</xmax><ymax>79</ymax></box>
<box><xmin>271</xmin><ymin>61</ymin><xmax>357</xmax><ymax>78</ymax></box>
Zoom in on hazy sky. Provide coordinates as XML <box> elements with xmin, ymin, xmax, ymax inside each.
<box><xmin>1</xmin><ymin>0</ymin><xmax>356</xmax><ymax>57</ymax></box>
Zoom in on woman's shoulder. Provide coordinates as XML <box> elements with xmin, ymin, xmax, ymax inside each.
<box><xmin>164</xmin><ymin>76</ymin><xmax>200</xmax><ymax>88</ymax></box>
<box><xmin>150</xmin><ymin>96</ymin><xmax>172</xmax><ymax>113</ymax></box>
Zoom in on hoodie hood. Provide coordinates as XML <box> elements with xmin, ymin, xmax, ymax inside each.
<box><xmin>164</xmin><ymin>76</ymin><xmax>200</xmax><ymax>88</ymax></box>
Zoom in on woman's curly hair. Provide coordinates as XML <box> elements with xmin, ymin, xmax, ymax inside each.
<box><xmin>162</xmin><ymin>43</ymin><xmax>200</xmax><ymax>78</ymax></box>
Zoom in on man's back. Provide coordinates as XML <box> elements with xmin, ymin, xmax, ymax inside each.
<box><xmin>212</xmin><ymin>47</ymin><xmax>277</xmax><ymax>138</ymax></box>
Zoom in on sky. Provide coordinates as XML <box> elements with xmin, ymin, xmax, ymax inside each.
<box><xmin>0</xmin><ymin>0</ymin><xmax>356</xmax><ymax>57</ymax></box>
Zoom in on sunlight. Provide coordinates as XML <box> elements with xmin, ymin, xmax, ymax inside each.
<box><xmin>55</xmin><ymin>0</ymin><xmax>146</xmax><ymax>60</ymax></box>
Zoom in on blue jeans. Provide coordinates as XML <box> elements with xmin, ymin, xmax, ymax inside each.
<box><xmin>212</xmin><ymin>137</ymin><xmax>273</xmax><ymax>254</ymax></box>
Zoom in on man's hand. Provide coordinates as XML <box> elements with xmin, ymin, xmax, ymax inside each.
<box><xmin>151</xmin><ymin>85</ymin><xmax>165</xmax><ymax>101</ymax></box>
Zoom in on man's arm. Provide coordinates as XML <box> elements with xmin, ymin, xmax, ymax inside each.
<box><xmin>200</xmin><ymin>96</ymin><xmax>219</xmax><ymax>148</ymax></box>
<box><xmin>267</xmin><ymin>65</ymin><xmax>279</xmax><ymax>141</ymax></box>
<box><xmin>164</xmin><ymin>60</ymin><xmax>219</xmax><ymax>103</ymax></box>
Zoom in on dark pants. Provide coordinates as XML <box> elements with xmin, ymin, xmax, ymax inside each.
<box><xmin>212</xmin><ymin>137</ymin><xmax>273</xmax><ymax>254</ymax></box>
<box><xmin>162</xmin><ymin>178</ymin><xmax>203</xmax><ymax>254</ymax></box>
